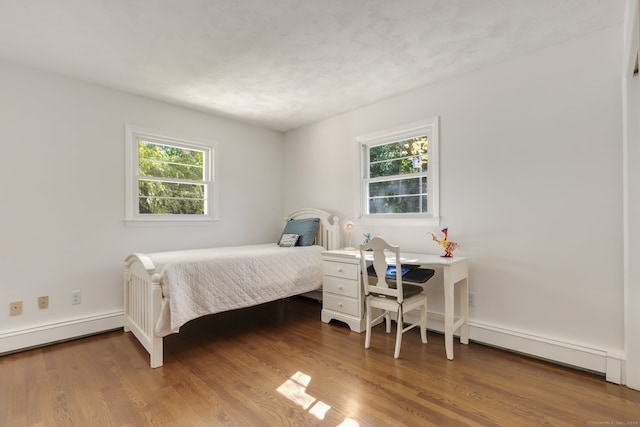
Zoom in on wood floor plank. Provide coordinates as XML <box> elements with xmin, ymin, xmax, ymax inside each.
<box><xmin>1</xmin><ymin>297</ymin><xmax>639</xmax><ymax>426</ymax></box>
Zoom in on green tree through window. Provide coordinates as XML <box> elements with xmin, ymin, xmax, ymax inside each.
<box><xmin>367</xmin><ymin>136</ymin><xmax>428</xmax><ymax>214</ymax></box>
<box><xmin>358</xmin><ymin>117</ymin><xmax>439</xmax><ymax>220</ymax></box>
<box><xmin>138</xmin><ymin>141</ymin><xmax>206</xmax><ymax>215</ymax></box>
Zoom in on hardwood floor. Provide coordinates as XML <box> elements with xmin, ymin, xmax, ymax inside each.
<box><xmin>2</xmin><ymin>297</ymin><xmax>639</xmax><ymax>427</ymax></box>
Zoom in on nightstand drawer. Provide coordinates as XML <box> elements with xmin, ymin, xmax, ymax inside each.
<box><xmin>323</xmin><ymin>276</ymin><xmax>359</xmax><ymax>298</ymax></box>
<box><xmin>323</xmin><ymin>293</ymin><xmax>360</xmax><ymax>317</ymax></box>
<box><xmin>322</xmin><ymin>261</ymin><xmax>359</xmax><ymax>280</ymax></box>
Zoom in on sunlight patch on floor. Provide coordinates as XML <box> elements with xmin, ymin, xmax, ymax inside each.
<box><xmin>337</xmin><ymin>417</ymin><xmax>360</xmax><ymax>427</ymax></box>
<box><xmin>276</xmin><ymin>371</ymin><xmax>315</xmax><ymax>410</ymax></box>
<box><xmin>277</xmin><ymin>371</ymin><xmax>359</xmax><ymax>425</ymax></box>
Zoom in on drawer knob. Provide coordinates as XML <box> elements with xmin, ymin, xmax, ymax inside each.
<box><xmin>338</xmin><ymin>303</ymin><xmax>343</xmax><ymax>307</ymax></box>
<box><xmin>338</xmin><ymin>285</ymin><xmax>343</xmax><ymax>290</ymax></box>
<box><xmin>337</xmin><ymin>268</ymin><xmax>344</xmax><ymax>273</ymax></box>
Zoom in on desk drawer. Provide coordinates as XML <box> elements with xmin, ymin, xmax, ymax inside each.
<box><xmin>323</xmin><ymin>293</ymin><xmax>360</xmax><ymax>317</ymax></box>
<box><xmin>322</xmin><ymin>261</ymin><xmax>359</xmax><ymax>280</ymax></box>
<box><xmin>323</xmin><ymin>276</ymin><xmax>359</xmax><ymax>298</ymax></box>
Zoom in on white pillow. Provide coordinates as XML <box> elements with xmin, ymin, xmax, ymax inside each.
<box><xmin>279</xmin><ymin>233</ymin><xmax>299</xmax><ymax>247</ymax></box>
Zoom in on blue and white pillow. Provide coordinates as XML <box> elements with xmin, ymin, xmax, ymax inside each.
<box><xmin>278</xmin><ymin>218</ymin><xmax>320</xmax><ymax>246</ymax></box>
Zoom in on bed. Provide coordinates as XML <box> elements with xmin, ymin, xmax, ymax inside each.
<box><xmin>123</xmin><ymin>208</ymin><xmax>340</xmax><ymax>368</ymax></box>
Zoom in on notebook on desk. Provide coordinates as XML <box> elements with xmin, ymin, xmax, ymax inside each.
<box><xmin>385</xmin><ymin>265</ymin><xmax>411</xmax><ymax>278</ymax></box>
<box><xmin>367</xmin><ymin>264</ymin><xmax>435</xmax><ymax>283</ymax></box>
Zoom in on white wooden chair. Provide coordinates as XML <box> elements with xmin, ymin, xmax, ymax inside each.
<box><xmin>359</xmin><ymin>236</ymin><xmax>428</xmax><ymax>359</ymax></box>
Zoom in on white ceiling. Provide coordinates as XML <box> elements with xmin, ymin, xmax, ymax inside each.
<box><xmin>0</xmin><ymin>0</ymin><xmax>625</xmax><ymax>132</ymax></box>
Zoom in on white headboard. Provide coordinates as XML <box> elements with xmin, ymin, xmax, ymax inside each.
<box><xmin>285</xmin><ymin>208</ymin><xmax>340</xmax><ymax>250</ymax></box>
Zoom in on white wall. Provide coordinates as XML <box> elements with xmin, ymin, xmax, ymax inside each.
<box><xmin>622</xmin><ymin>0</ymin><xmax>640</xmax><ymax>390</ymax></box>
<box><xmin>0</xmin><ymin>60</ymin><xmax>284</xmax><ymax>351</ymax></box>
<box><xmin>284</xmin><ymin>26</ymin><xmax>625</xmax><ymax>377</ymax></box>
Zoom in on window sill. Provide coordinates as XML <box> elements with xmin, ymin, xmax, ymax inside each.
<box><xmin>355</xmin><ymin>216</ymin><xmax>441</xmax><ymax>227</ymax></box>
<box><xmin>124</xmin><ymin>218</ymin><xmax>220</xmax><ymax>227</ymax></box>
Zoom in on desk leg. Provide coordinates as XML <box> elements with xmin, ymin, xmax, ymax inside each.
<box><xmin>459</xmin><ymin>277</ymin><xmax>469</xmax><ymax>345</ymax></box>
<box><xmin>443</xmin><ymin>271</ymin><xmax>455</xmax><ymax>360</ymax></box>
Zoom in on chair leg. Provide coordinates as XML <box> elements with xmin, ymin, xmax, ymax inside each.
<box><xmin>420</xmin><ymin>300</ymin><xmax>428</xmax><ymax>344</ymax></box>
<box><xmin>385</xmin><ymin>312</ymin><xmax>391</xmax><ymax>334</ymax></box>
<box><xmin>365</xmin><ymin>298</ymin><xmax>372</xmax><ymax>349</ymax></box>
<box><xmin>394</xmin><ymin>307</ymin><xmax>403</xmax><ymax>359</ymax></box>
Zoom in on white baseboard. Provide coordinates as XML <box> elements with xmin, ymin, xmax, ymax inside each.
<box><xmin>468</xmin><ymin>320</ymin><xmax>624</xmax><ymax>384</ymax></box>
<box><xmin>406</xmin><ymin>311</ymin><xmax>625</xmax><ymax>384</ymax></box>
<box><xmin>0</xmin><ymin>311</ymin><xmax>124</xmax><ymax>355</ymax></box>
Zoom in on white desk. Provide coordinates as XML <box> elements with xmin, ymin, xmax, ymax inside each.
<box><xmin>321</xmin><ymin>250</ymin><xmax>469</xmax><ymax>360</ymax></box>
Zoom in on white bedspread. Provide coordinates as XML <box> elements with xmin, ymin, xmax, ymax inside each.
<box><xmin>147</xmin><ymin>244</ymin><xmax>324</xmax><ymax>336</ymax></box>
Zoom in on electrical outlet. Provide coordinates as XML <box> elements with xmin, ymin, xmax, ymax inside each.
<box><xmin>10</xmin><ymin>301</ymin><xmax>23</xmax><ymax>316</ymax></box>
<box><xmin>71</xmin><ymin>290</ymin><xmax>81</xmax><ymax>305</ymax></box>
<box><xmin>38</xmin><ymin>296</ymin><xmax>49</xmax><ymax>309</ymax></box>
<box><xmin>468</xmin><ymin>292</ymin><xmax>475</xmax><ymax>307</ymax></box>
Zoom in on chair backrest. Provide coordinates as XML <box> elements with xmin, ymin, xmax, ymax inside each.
<box><xmin>359</xmin><ymin>236</ymin><xmax>405</xmax><ymax>303</ymax></box>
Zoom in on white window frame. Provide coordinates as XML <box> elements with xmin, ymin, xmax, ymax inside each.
<box><xmin>356</xmin><ymin>117</ymin><xmax>440</xmax><ymax>225</ymax></box>
<box><xmin>124</xmin><ymin>124</ymin><xmax>219</xmax><ymax>225</ymax></box>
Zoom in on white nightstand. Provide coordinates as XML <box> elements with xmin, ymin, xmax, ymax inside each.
<box><xmin>320</xmin><ymin>250</ymin><xmax>366</xmax><ymax>332</ymax></box>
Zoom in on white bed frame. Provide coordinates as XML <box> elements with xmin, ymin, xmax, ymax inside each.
<box><xmin>123</xmin><ymin>208</ymin><xmax>340</xmax><ymax>368</ymax></box>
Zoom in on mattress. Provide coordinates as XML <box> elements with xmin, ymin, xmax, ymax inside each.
<box><xmin>147</xmin><ymin>244</ymin><xmax>324</xmax><ymax>336</ymax></box>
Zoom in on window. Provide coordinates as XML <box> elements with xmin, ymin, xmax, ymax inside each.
<box><xmin>125</xmin><ymin>125</ymin><xmax>218</xmax><ymax>223</ymax></box>
<box><xmin>358</xmin><ymin>117</ymin><xmax>439</xmax><ymax>221</ymax></box>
